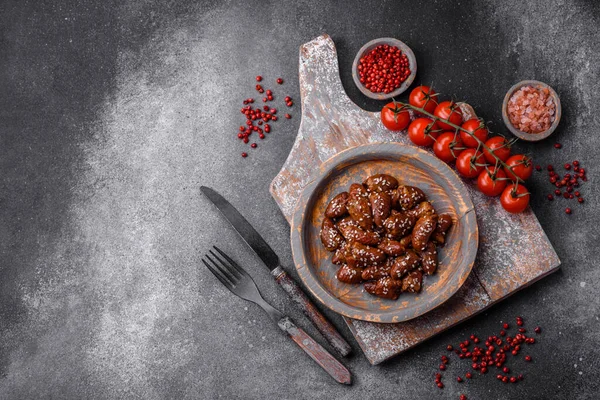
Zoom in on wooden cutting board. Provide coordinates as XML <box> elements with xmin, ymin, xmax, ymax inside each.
<box><xmin>270</xmin><ymin>34</ymin><xmax>560</xmax><ymax>365</ymax></box>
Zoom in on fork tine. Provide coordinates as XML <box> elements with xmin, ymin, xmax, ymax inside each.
<box><xmin>206</xmin><ymin>253</ymin><xmax>239</xmax><ymax>284</ymax></box>
<box><xmin>208</xmin><ymin>249</ymin><xmax>242</xmax><ymax>280</ymax></box>
<box><xmin>205</xmin><ymin>254</ymin><xmax>236</xmax><ymax>284</ymax></box>
<box><xmin>202</xmin><ymin>259</ymin><xmax>234</xmax><ymax>290</ymax></box>
<box><xmin>212</xmin><ymin>246</ymin><xmax>248</xmax><ymax>278</ymax></box>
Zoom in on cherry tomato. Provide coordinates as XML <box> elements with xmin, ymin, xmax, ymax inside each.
<box><xmin>456</xmin><ymin>148</ymin><xmax>486</xmax><ymax>179</ymax></box>
<box><xmin>434</xmin><ymin>101</ymin><xmax>463</xmax><ymax>130</ymax></box>
<box><xmin>477</xmin><ymin>166</ymin><xmax>507</xmax><ymax>196</ymax></box>
<box><xmin>504</xmin><ymin>154</ymin><xmax>533</xmax><ymax>181</ymax></box>
<box><xmin>381</xmin><ymin>101</ymin><xmax>410</xmax><ymax>131</ymax></box>
<box><xmin>483</xmin><ymin>136</ymin><xmax>511</xmax><ymax>163</ymax></box>
<box><xmin>409</xmin><ymin>85</ymin><xmax>438</xmax><ymax>114</ymax></box>
<box><xmin>408</xmin><ymin>118</ymin><xmax>440</xmax><ymax>147</ymax></box>
<box><xmin>500</xmin><ymin>184</ymin><xmax>530</xmax><ymax>213</ymax></box>
<box><xmin>460</xmin><ymin>118</ymin><xmax>489</xmax><ymax>148</ymax></box>
<box><xmin>434</xmin><ymin>132</ymin><xmax>464</xmax><ymax>163</ymax></box>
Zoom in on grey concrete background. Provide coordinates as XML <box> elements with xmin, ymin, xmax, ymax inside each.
<box><xmin>1</xmin><ymin>0</ymin><xmax>599</xmax><ymax>399</ymax></box>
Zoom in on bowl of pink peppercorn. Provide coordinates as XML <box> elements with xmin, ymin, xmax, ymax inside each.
<box><xmin>352</xmin><ymin>38</ymin><xmax>417</xmax><ymax>100</ymax></box>
<box><xmin>502</xmin><ymin>80</ymin><xmax>561</xmax><ymax>142</ymax></box>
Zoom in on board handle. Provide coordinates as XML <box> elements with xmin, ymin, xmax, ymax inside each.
<box><xmin>272</xmin><ymin>266</ymin><xmax>352</xmax><ymax>357</ymax></box>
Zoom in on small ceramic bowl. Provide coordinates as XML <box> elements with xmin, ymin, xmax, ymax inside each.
<box><xmin>352</xmin><ymin>38</ymin><xmax>417</xmax><ymax>101</ymax></box>
<box><xmin>502</xmin><ymin>80</ymin><xmax>561</xmax><ymax>142</ymax></box>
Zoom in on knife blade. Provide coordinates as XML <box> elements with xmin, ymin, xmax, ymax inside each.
<box><xmin>200</xmin><ymin>186</ymin><xmax>352</xmax><ymax>356</ymax></box>
<box><xmin>200</xmin><ymin>186</ymin><xmax>279</xmax><ymax>270</ymax></box>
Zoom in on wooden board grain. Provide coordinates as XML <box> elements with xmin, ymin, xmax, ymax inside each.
<box><xmin>270</xmin><ymin>34</ymin><xmax>561</xmax><ymax>365</ymax></box>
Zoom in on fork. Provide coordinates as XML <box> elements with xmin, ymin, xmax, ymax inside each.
<box><xmin>202</xmin><ymin>246</ymin><xmax>352</xmax><ymax>385</ymax></box>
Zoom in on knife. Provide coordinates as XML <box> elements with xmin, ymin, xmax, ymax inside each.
<box><xmin>200</xmin><ymin>186</ymin><xmax>352</xmax><ymax>356</ymax></box>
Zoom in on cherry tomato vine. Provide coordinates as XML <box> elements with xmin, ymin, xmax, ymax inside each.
<box><xmin>391</xmin><ymin>97</ymin><xmax>532</xmax><ymax>213</ymax></box>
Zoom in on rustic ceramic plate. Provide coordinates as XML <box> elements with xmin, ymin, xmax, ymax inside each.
<box><xmin>290</xmin><ymin>143</ymin><xmax>478</xmax><ymax>323</ymax></box>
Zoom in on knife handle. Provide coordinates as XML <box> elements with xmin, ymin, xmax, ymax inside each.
<box><xmin>272</xmin><ymin>266</ymin><xmax>352</xmax><ymax>357</ymax></box>
<box><xmin>278</xmin><ymin>317</ymin><xmax>352</xmax><ymax>385</ymax></box>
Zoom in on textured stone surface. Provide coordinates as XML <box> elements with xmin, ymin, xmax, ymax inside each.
<box><xmin>0</xmin><ymin>0</ymin><xmax>599</xmax><ymax>399</ymax></box>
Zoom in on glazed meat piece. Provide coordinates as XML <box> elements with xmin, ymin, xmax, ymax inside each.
<box><xmin>336</xmin><ymin>264</ymin><xmax>364</xmax><ymax>284</ymax></box>
<box><xmin>320</xmin><ymin>217</ymin><xmax>343</xmax><ymax>251</ymax></box>
<box><xmin>336</xmin><ymin>217</ymin><xmax>380</xmax><ymax>245</ymax></box>
<box><xmin>361</xmin><ymin>259</ymin><xmax>393</xmax><ymax>280</ymax></box>
<box><xmin>331</xmin><ymin>241</ymin><xmax>349</xmax><ymax>265</ymax></box>
<box><xmin>397</xmin><ymin>185</ymin><xmax>426</xmax><ymax>211</ymax></box>
<box><xmin>322</xmin><ymin>175</ymin><xmax>452</xmax><ymax>299</ymax></box>
<box><xmin>349</xmin><ymin>183</ymin><xmax>368</xmax><ymax>199</ymax></box>
<box><xmin>336</xmin><ymin>216</ymin><xmax>357</xmax><ymax>231</ymax></box>
<box><xmin>377</xmin><ymin>237</ymin><xmax>406</xmax><ymax>257</ymax></box>
<box><xmin>401</xmin><ymin>271</ymin><xmax>423</xmax><ymax>293</ymax></box>
<box><xmin>325</xmin><ymin>192</ymin><xmax>349</xmax><ymax>219</ymax></box>
<box><xmin>420</xmin><ymin>242</ymin><xmax>438</xmax><ymax>275</ymax></box>
<box><xmin>347</xmin><ymin>196</ymin><xmax>373</xmax><ymax>230</ymax></box>
<box><xmin>432</xmin><ymin>214</ymin><xmax>453</xmax><ymax>245</ymax></box>
<box><xmin>363</xmin><ymin>174</ymin><xmax>399</xmax><ymax>193</ymax></box>
<box><xmin>412</xmin><ymin>214</ymin><xmax>438</xmax><ymax>252</ymax></box>
<box><xmin>364</xmin><ymin>277</ymin><xmax>403</xmax><ymax>300</ymax></box>
<box><xmin>369</xmin><ymin>191</ymin><xmax>392</xmax><ymax>227</ymax></box>
<box><xmin>351</xmin><ymin>242</ymin><xmax>386</xmax><ymax>267</ymax></box>
<box><xmin>391</xmin><ymin>250</ymin><xmax>421</xmax><ymax>278</ymax></box>
<box><xmin>390</xmin><ymin>187</ymin><xmax>403</xmax><ymax>210</ymax></box>
<box><xmin>409</xmin><ymin>201</ymin><xmax>435</xmax><ymax>220</ymax></box>
<box><xmin>383</xmin><ymin>210</ymin><xmax>417</xmax><ymax>239</ymax></box>
<box><xmin>399</xmin><ymin>235</ymin><xmax>412</xmax><ymax>249</ymax></box>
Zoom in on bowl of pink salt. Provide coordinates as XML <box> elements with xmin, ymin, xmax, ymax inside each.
<box><xmin>502</xmin><ymin>80</ymin><xmax>561</xmax><ymax>141</ymax></box>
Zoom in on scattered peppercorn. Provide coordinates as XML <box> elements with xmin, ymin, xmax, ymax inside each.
<box><xmin>237</xmin><ymin>75</ymin><xmax>292</xmax><ymax>157</ymax></box>
<box><xmin>433</xmin><ymin>316</ymin><xmax>541</xmax><ymax>391</ymax></box>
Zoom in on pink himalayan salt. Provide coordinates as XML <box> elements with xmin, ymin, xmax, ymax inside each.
<box><xmin>507</xmin><ymin>86</ymin><xmax>556</xmax><ymax>134</ymax></box>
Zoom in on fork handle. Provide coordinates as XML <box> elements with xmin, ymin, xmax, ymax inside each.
<box><xmin>278</xmin><ymin>317</ymin><xmax>352</xmax><ymax>385</ymax></box>
<box><xmin>272</xmin><ymin>266</ymin><xmax>352</xmax><ymax>356</ymax></box>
